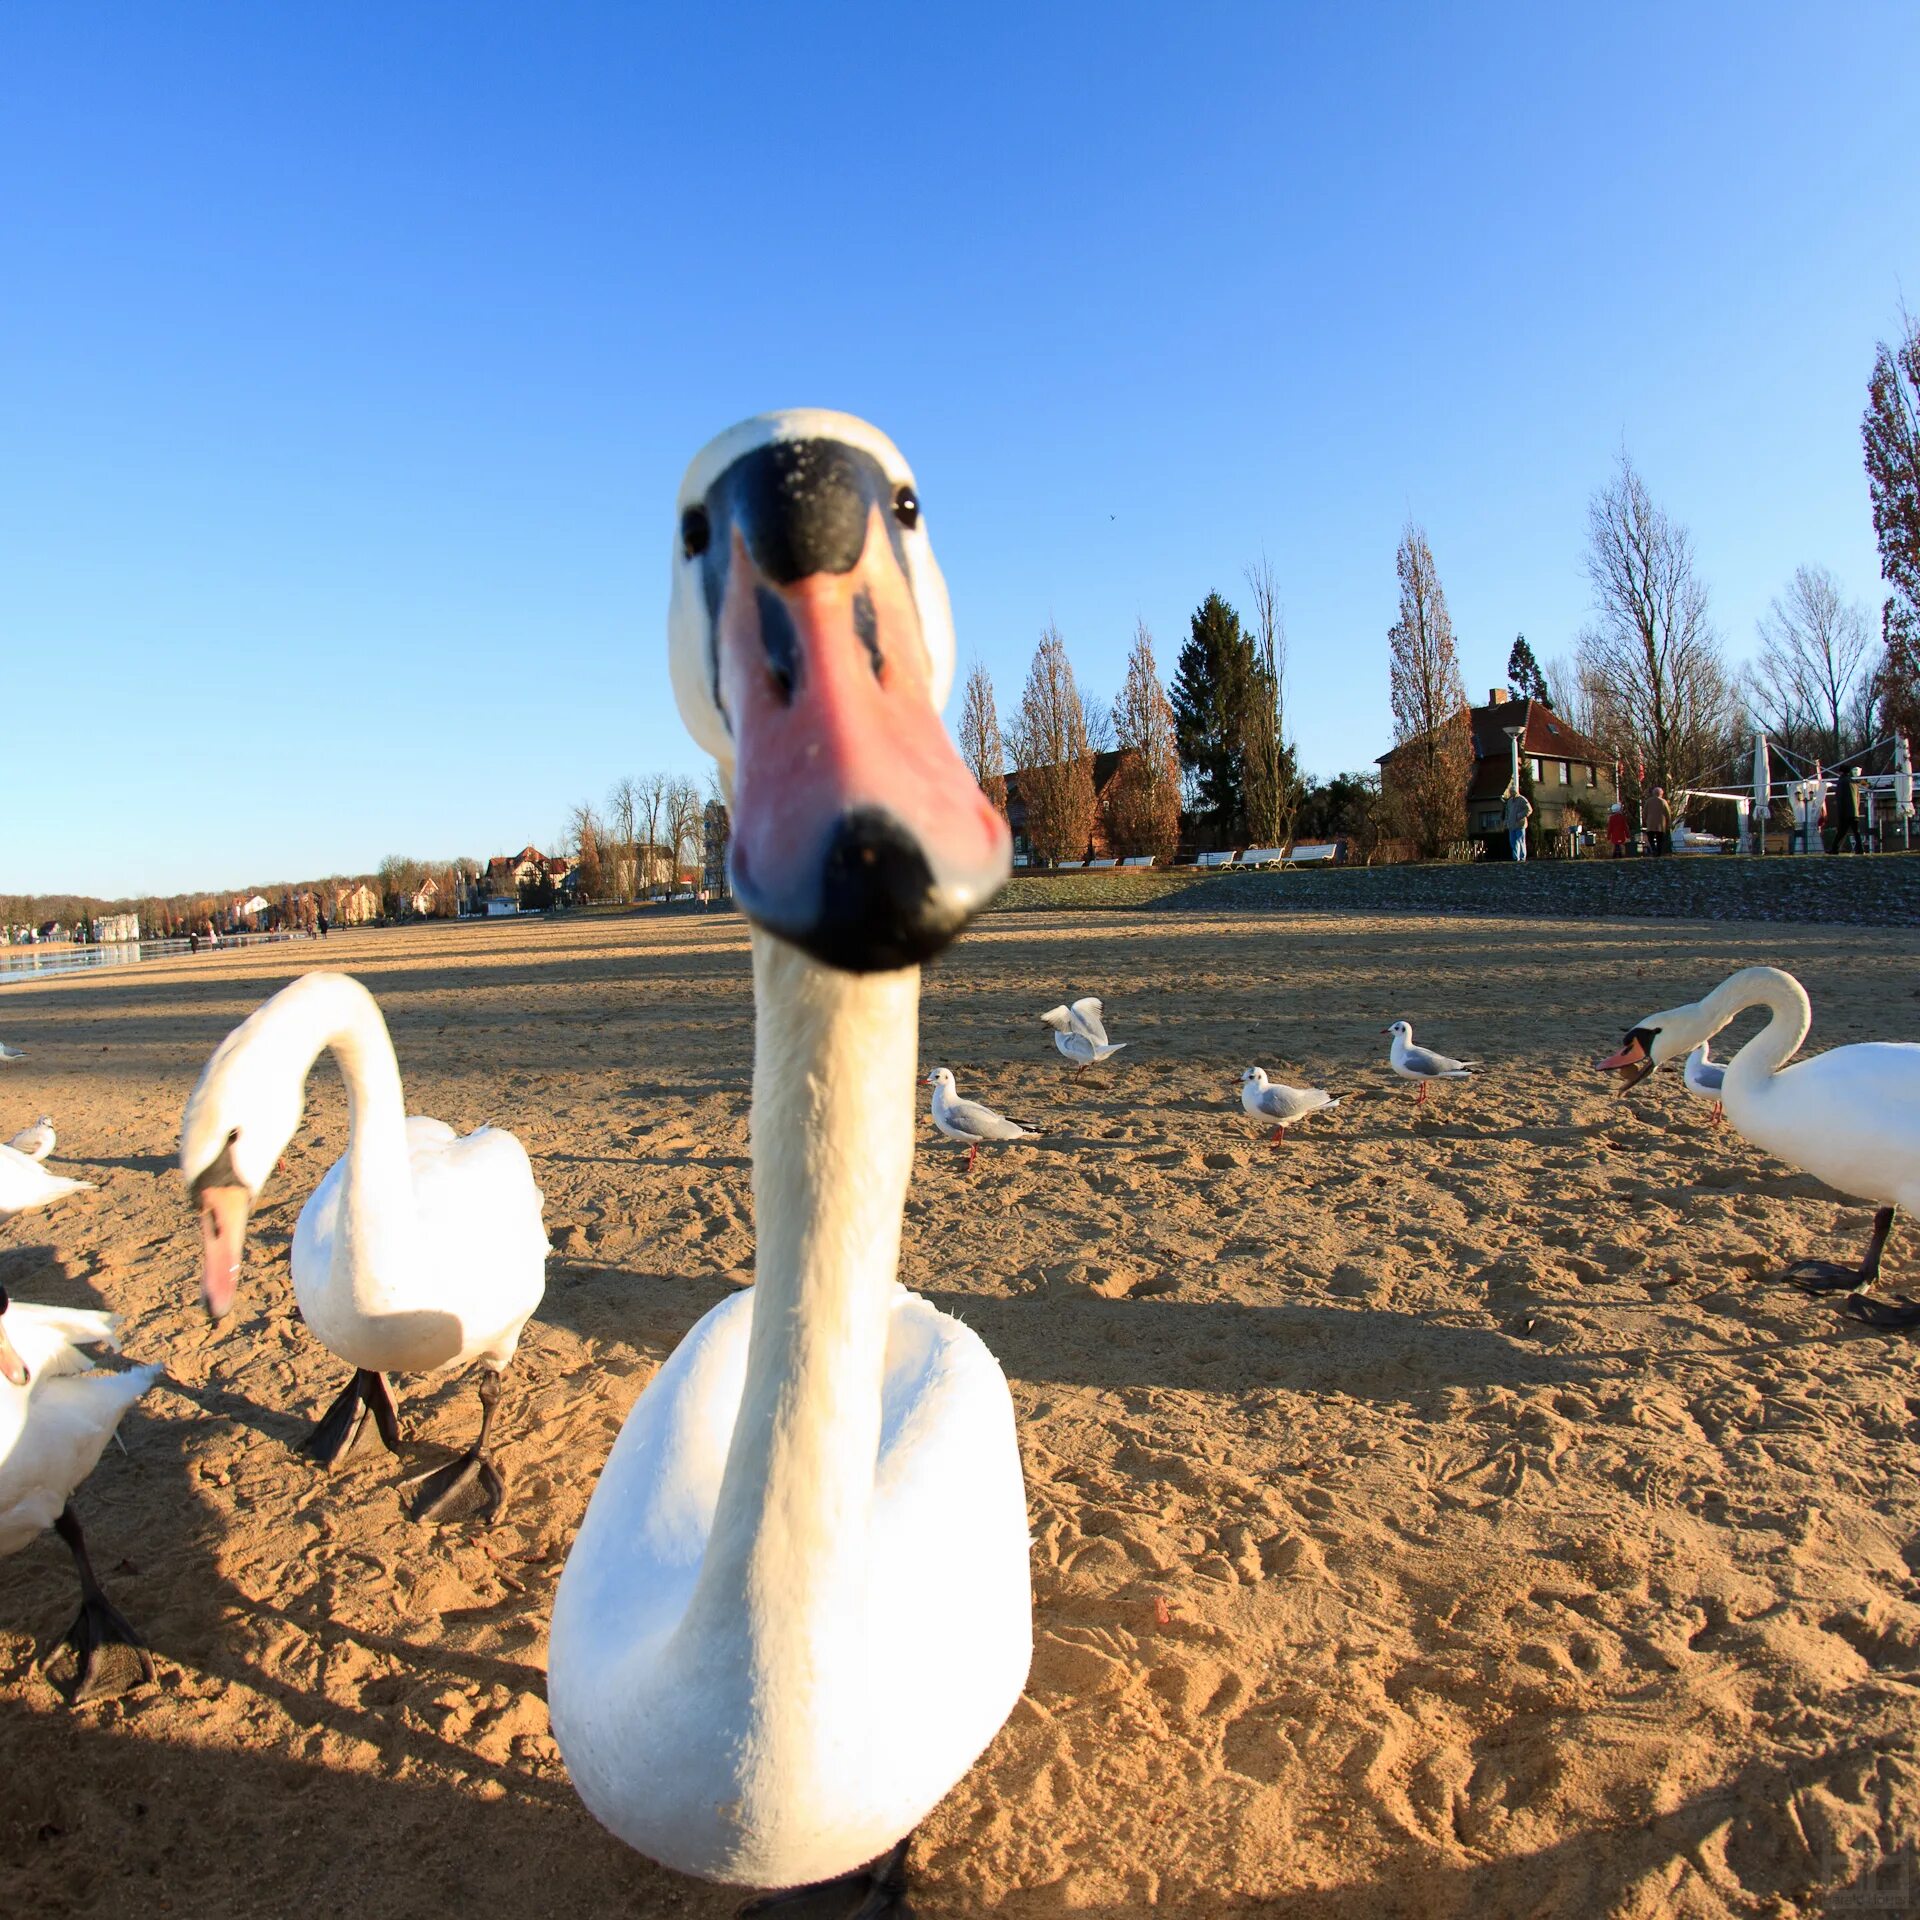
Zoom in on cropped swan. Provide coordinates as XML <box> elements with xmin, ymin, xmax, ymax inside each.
<box><xmin>0</xmin><ymin>1288</ymin><xmax>162</xmax><ymax>1699</ymax></box>
<box><xmin>549</xmin><ymin>412</ymin><xmax>1031</xmax><ymax>1916</ymax></box>
<box><xmin>179</xmin><ymin>972</ymin><xmax>547</xmax><ymax>1519</ymax></box>
<box><xmin>1598</xmin><ymin>965</ymin><xmax>1920</xmax><ymax>1327</ymax></box>
<box><xmin>0</xmin><ymin>1140</ymin><xmax>93</xmax><ymax>1217</ymax></box>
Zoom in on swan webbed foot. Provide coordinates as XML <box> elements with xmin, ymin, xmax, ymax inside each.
<box><xmin>738</xmin><ymin>1837</ymin><xmax>915</xmax><ymax>1919</ymax></box>
<box><xmin>406</xmin><ymin>1450</ymin><xmax>506</xmax><ymax>1524</ymax></box>
<box><xmin>300</xmin><ymin>1369</ymin><xmax>402</xmax><ymax>1467</ymax></box>
<box><xmin>1786</xmin><ymin>1260</ymin><xmax>1868</xmax><ymax>1294</ymax></box>
<box><xmin>47</xmin><ymin>1505</ymin><xmax>152</xmax><ymax>1704</ymax></box>
<box><xmin>405</xmin><ymin>1367</ymin><xmax>506</xmax><ymax>1524</ymax></box>
<box><xmin>1837</xmin><ymin>1292</ymin><xmax>1920</xmax><ymax>1331</ymax></box>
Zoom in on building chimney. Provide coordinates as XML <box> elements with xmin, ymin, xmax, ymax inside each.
<box><xmin>1488</xmin><ymin>687</ymin><xmax>1509</xmax><ymax>706</ymax></box>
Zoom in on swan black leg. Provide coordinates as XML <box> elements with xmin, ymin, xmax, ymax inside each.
<box><xmin>1787</xmin><ymin>1206</ymin><xmax>1896</xmax><ymax>1293</ymax></box>
<box><xmin>49</xmin><ymin>1503</ymin><xmax>152</xmax><ymax>1703</ymax></box>
<box><xmin>300</xmin><ymin>1369</ymin><xmax>403</xmax><ymax>1467</ymax></box>
<box><xmin>406</xmin><ymin>1367</ymin><xmax>507</xmax><ymax>1524</ymax></box>
<box><xmin>738</xmin><ymin>1835</ymin><xmax>915</xmax><ymax>1918</ymax></box>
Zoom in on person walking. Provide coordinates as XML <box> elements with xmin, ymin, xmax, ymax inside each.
<box><xmin>1503</xmin><ymin>784</ymin><xmax>1533</xmax><ymax>863</ymax></box>
<box><xmin>1830</xmin><ymin>768</ymin><xmax>1865</xmax><ymax>854</ymax></box>
<box><xmin>1645</xmin><ymin>786</ymin><xmax>1671</xmax><ymax>857</ymax></box>
<box><xmin>1606</xmin><ymin>800</ymin><xmax>1630</xmax><ymax>859</ymax></box>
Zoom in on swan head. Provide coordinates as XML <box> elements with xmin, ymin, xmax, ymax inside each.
<box><xmin>0</xmin><ymin>1288</ymin><xmax>27</xmax><ymax>1388</ymax></box>
<box><xmin>179</xmin><ymin>1013</ymin><xmax>307</xmax><ymax>1321</ymax></box>
<box><xmin>1594</xmin><ymin>995</ymin><xmax>1713</xmax><ymax>1092</ymax></box>
<box><xmin>669</xmin><ymin>411</ymin><xmax>1010</xmax><ymax>973</ymax></box>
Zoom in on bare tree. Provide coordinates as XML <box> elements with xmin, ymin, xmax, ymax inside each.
<box><xmin>636</xmin><ymin>772</ymin><xmax>670</xmax><ymax>892</ymax></box>
<box><xmin>1750</xmin><ymin>565</ymin><xmax>1873</xmax><ymax>759</ymax></box>
<box><xmin>568</xmin><ymin>801</ymin><xmax>607</xmax><ymax>903</ymax></box>
<box><xmin>1241</xmin><ymin>555</ymin><xmax>1301</xmax><ymax>849</ymax></box>
<box><xmin>1103</xmin><ymin>619</ymin><xmax>1182</xmax><ymax>862</ymax></box>
<box><xmin>664</xmin><ymin>777</ymin><xmax>704</xmax><ymax>885</ymax></box>
<box><xmin>1864</xmin><ymin>312</ymin><xmax>1920</xmax><ymax>741</ymax></box>
<box><xmin>1009</xmin><ymin>623</ymin><xmax>1097</xmax><ymax>865</ymax></box>
<box><xmin>1384</xmin><ymin>524</ymin><xmax>1472</xmax><ymax>857</ymax></box>
<box><xmin>606</xmin><ymin>777</ymin><xmax>640</xmax><ymax>902</ymax></box>
<box><xmin>1577</xmin><ymin>454</ymin><xmax>1731</xmax><ymax>800</ymax></box>
<box><xmin>956</xmin><ymin>660</ymin><xmax>1008</xmax><ymax>815</ymax></box>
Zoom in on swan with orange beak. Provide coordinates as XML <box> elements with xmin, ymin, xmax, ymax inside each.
<box><xmin>550</xmin><ymin>413</ymin><xmax>1028</xmax><ymax>1916</ymax></box>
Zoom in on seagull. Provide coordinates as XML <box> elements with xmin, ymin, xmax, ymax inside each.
<box><xmin>1239</xmin><ymin>1068</ymin><xmax>1341</xmax><ymax>1146</ymax></box>
<box><xmin>1041</xmin><ymin>997</ymin><xmax>1128</xmax><ymax>1073</ymax></box>
<box><xmin>1382</xmin><ymin>1020</ymin><xmax>1475</xmax><ymax>1107</ymax></box>
<box><xmin>0</xmin><ymin>1045</ymin><xmax>23</xmax><ymax>1064</ymax></box>
<box><xmin>6</xmin><ymin>1117</ymin><xmax>54</xmax><ymax>1162</ymax></box>
<box><xmin>1682</xmin><ymin>1043</ymin><xmax>1725</xmax><ymax>1126</ymax></box>
<box><xmin>925</xmin><ymin>1068</ymin><xmax>1042</xmax><ymax>1173</ymax></box>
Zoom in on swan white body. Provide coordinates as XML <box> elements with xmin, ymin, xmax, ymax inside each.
<box><xmin>0</xmin><ymin>1141</ymin><xmax>93</xmax><ymax>1217</ymax></box>
<box><xmin>1240</xmin><ymin>1067</ymin><xmax>1339</xmax><ymax>1129</ymax></box>
<box><xmin>0</xmin><ymin>1302</ymin><xmax>161</xmax><ymax>1560</ymax></box>
<box><xmin>179</xmin><ymin>973</ymin><xmax>546</xmax><ymax>1378</ymax></box>
<box><xmin>7</xmin><ymin>1116</ymin><xmax>55</xmax><ymax>1161</ymax></box>
<box><xmin>551</xmin><ymin>410</ymin><xmax>1030</xmax><ymax>1898</ymax></box>
<box><xmin>1619</xmin><ymin>968</ymin><xmax>1920</xmax><ymax>1219</ymax></box>
<box><xmin>551</xmin><ymin>944</ymin><xmax>1031</xmax><ymax>1887</ymax></box>
<box><xmin>1041</xmin><ymin>997</ymin><xmax>1126</xmax><ymax>1067</ymax></box>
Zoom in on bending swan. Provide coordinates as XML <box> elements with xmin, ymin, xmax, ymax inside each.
<box><xmin>1598</xmin><ymin>964</ymin><xmax>1920</xmax><ymax>1326</ymax></box>
<box><xmin>179</xmin><ymin>973</ymin><xmax>547</xmax><ymax>1519</ymax></box>
<box><xmin>550</xmin><ymin>412</ymin><xmax>1031</xmax><ymax>1914</ymax></box>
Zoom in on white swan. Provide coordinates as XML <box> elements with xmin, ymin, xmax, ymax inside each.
<box><xmin>0</xmin><ymin>1140</ymin><xmax>93</xmax><ymax>1218</ymax></box>
<box><xmin>1598</xmin><ymin>965</ymin><xmax>1920</xmax><ymax>1326</ymax></box>
<box><xmin>1383</xmin><ymin>1019</ymin><xmax>1475</xmax><ymax>1106</ymax></box>
<box><xmin>0</xmin><ymin>1288</ymin><xmax>163</xmax><ymax>1698</ymax></box>
<box><xmin>1239</xmin><ymin>1066</ymin><xmax>1340</xmax><ymax>1145</ymax></box>
<box><xmin>925</xmin><ymin>1066</ymin><xmax>1042</xmax><ymax>1172</ymax></box>
<box><xmin>1681</xmin><ymin>1044</ymin><xmax>1725</xmax><ymax>1125</ymax></box>
<box><xmin>178</xmin><ymin>972</ymin><xmax>547</xmax><ymax>1519</ymax></box>
<box><xmin>1040</xmin><ymin>996</ymin><xmax>1127</xmax><ymax>1071</ymax></box>
<box><xmin>550</xmin><ymin>411</ymin><xmax>1030</xmax><ymax>1914</ymax></box>
<box><xmin>7</xmin><ymin>1115</ymin><xmax>55</xmax><ymax>1161</ymax></box>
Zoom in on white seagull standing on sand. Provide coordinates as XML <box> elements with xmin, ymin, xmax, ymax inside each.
<box><xmin>7</xmin><ymin>1116</ymin><xmax>55</xmax><ymax>1162</ymax></box>
<box><xmin>1682</xmin><ymin>1043</ymin><xmax>1726</xmax><ymax>1126</ymax></box>
<box><xmin>0</xmin><ymin>1044</ymin><xmax>23</xmax><ymax>1064</ymax></box>
<box><xmin>926</xmin><ymin>1067</ymin><xmax>1043</xmax><ymax>1173</ymax></box>
<box><xmin>1040</xmin><ymin>997</ymin><xmax>1127</xmax><ymax>1073</ymax></box>
<box><xmin>1239</xmin><ymin>1068</ymin><xmax>1340</xmax><ymax>1147</ymax></box>
<box><xmin>0</xmin><ymin>1142</ymin><xmax>94</xmax><ymax>1218</ymax></box>
<box><xmin>1383</xmin><ymin>1020</ymin><xmax>1476</xmax><ymax>1107</ymax></box>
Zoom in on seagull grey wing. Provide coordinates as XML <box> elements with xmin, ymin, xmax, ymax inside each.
<box><xmin>1068</xmin><ymin>997</ymin><xmax>1110</xmax><ymax>1047</ymax></box>
<box><xmin>948</xmin><ymin>1099</ymin><xmax>1027</xmax><ymax>1141</ymax></box>
<box><xmin>1404</xmin><ymin>1045</ymin><xmax>1466</xmax><ymax>1077</ymax></box>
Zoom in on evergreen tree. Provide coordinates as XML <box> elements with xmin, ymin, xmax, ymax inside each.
<box><xmin>1506</xmin><ymin>634</ymin><xmax>1549</xmax><ymax>702</ymax></box>
<box><xmin>1171</xmin><ymin>591</ymin><xmax>1253</xmax><ymax>843</ymax></box>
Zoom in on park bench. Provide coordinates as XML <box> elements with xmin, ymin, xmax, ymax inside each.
<box><xmin>1288</xmin><ymin>842</ymin><xmax>1339</xmax><ymax>865</ymax></box>
<box><xmin>1238</xmin><ymin>847</ymin><xmax>1287</xmax><ymax>868</ymax></box>
<box><xmin>1196</xmin><ymin>850</ymin><xmax>1238</xmax><ymax>869</ymax></box>
<box><xmin>1086</xmin><ymin>857</ymin><xmax>1118</xmax><ymax>868</ymax></box>
<box><xmin>1121</xmin><ymin>855</ymin><xmax>1155</xmax><ymax>868</ymax></box>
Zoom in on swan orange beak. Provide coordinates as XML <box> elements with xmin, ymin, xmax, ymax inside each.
<box><xmin>1594</xmin><ymin>1032</ymin><xmax>1657</xmax><ymax>1092</ymax></box>
<box><xmin>708</xmin><ymin>455</ymin><xmax>1008</xmax><ymax>972</ymax></box>
<box><xmin>197</xmin><ymin>1186</ymin><xmax>251</xmax><ymax>1322</ymax></box>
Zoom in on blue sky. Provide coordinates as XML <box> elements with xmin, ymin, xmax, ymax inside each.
<box><xmin>7</xmin><ymin>4</ymin><xmax>1916</xmax><ymax>897</ymax></box>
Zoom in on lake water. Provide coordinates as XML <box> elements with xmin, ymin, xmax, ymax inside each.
<box><xmin>0</xmin><ymin>941</ymin><xmax>165</xmax><ymax>984</ymax></box>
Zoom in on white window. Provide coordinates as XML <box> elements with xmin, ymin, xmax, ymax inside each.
<box><xmin>1559</xmin><ymin>760</ymin><xmax>1571</xmax><ymax>786</ymax></box>
<box><xmin>1528</xmin><ymin>756</ymin><xmax>1542</xmax><ymax>782</ymax></box>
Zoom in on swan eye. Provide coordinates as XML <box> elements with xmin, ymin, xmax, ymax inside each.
<box><xmin>892</xmin><ymin>485</ymin><xmax>919</xmax><ymax>530</ymax></box>
<box><xmin>228</xmin><ymin>1128</ymin><xmax>241</xmax><ymax>1143</ymax></box>
<box><xmin>681</xmin><ymin>506</ymin><xmax>711</xmax><ymax>559</ymax></box>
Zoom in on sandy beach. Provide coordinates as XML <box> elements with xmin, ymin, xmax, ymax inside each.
<box><xmin>2</xmin><ymin>906</ymin><xmax>1916</xmax><ymax>1918</ymax></box>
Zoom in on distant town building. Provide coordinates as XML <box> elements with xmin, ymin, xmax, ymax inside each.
<box><xmin>334</xmin><ymin>881</ymin><xmax>380</xmax><ymax>926</ymax></box>
<box><xmin>1003</xmin><ymin>749</ymin><xmax>1131</xmax><ymax>866</ymax></box>
<box><xmin>1377</xmin><ymin>687</ymin><xmax>1617</xmax><ymax>854</ymax></box>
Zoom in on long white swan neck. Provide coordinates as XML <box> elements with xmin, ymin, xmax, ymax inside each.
<box><xmin>1708</xmin><ymin>966</ymin><xmax>1810</xmax><ymax>1089</ymax></box>
<box><xmin>687</xmin><ymin>929</ymin><xmax>919</xmax><ymax>1763</ymax></box>
<box><xmin>277</xmin><ymin>974</ymin><xmax>411</xmax><ymax>1170</ymax></box>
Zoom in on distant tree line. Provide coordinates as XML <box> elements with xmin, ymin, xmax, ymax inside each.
<box><xmin>565</xmin><ymin>773</ymin><xmax>718</xmax><ymax>903</ymax></box>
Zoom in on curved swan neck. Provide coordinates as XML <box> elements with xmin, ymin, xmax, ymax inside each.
<box><xmin>1705</xmin><ymin>967</ymin><xmax>1810</xmax><ymax>1088</ymax></box>
<box><xmin>689</xmin><ymin>930</ymin><xmax>920</xmax><ymax>1687</ymax></box>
